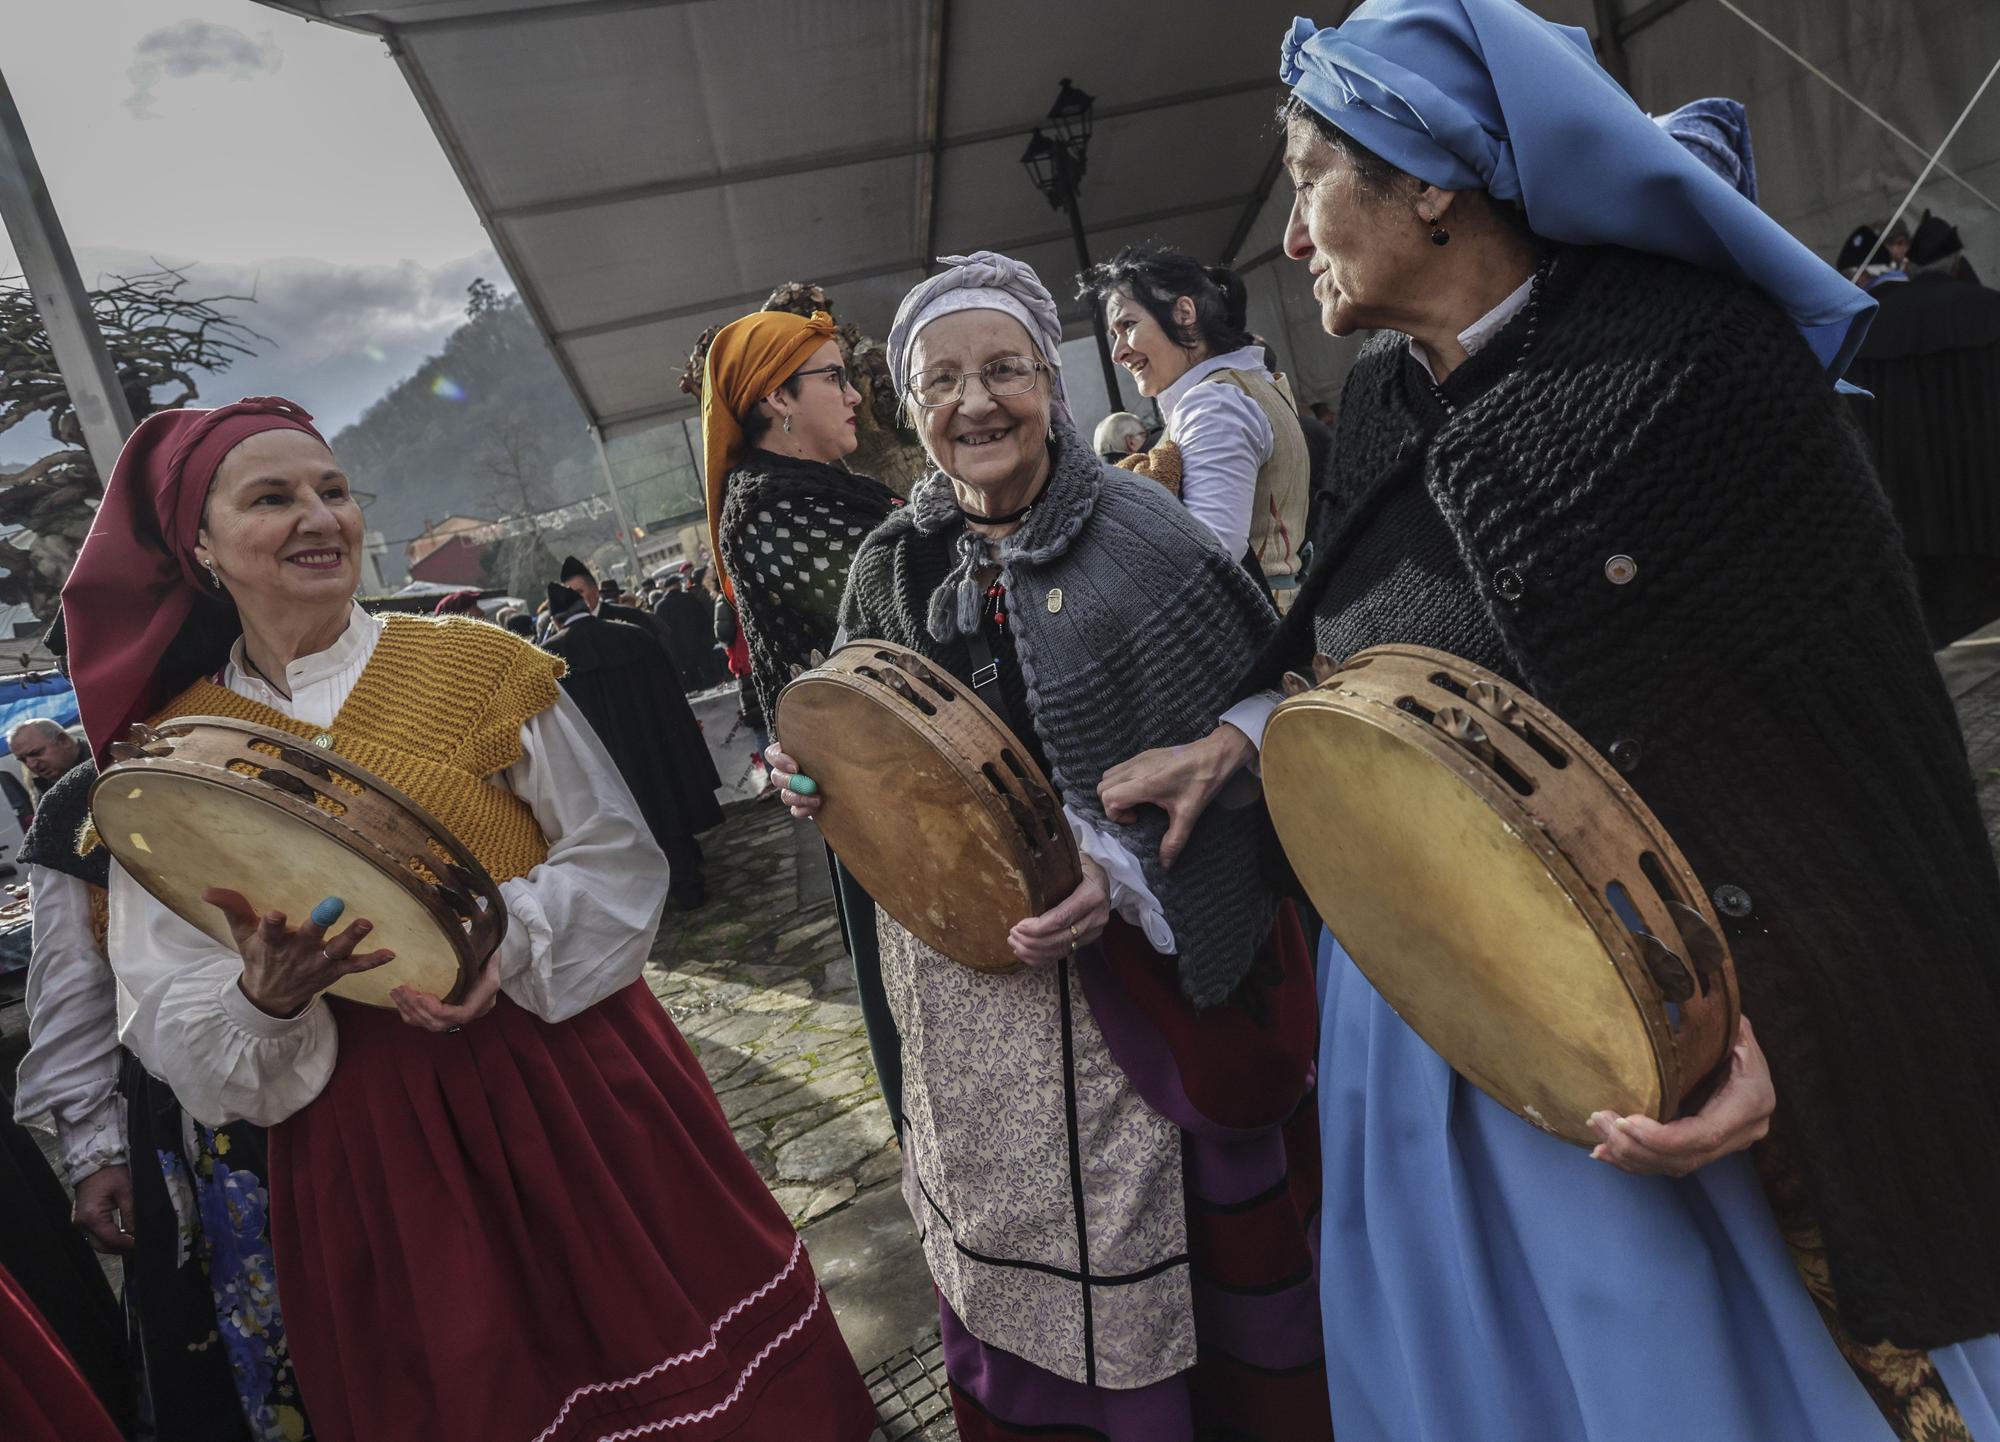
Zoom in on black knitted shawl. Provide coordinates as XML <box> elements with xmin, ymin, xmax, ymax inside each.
<box><xmin>19</xmin><ymin>760</ymin><xmax>106</xmax><ymax>889</ymax></box>
<box><xmin>716</xmin><ymin>451</ymin><xmax>897</xmax><ymax>726</ymax></box>
<box><xmin>842</xmin><ymin>419</ymin><xmax>1280</xmax><ymax>1006</ymax></box>
<box><xmin>1258</xmin><ymin>244</ymin><xmax>2000</xmax><ymax>1348</ymax></box>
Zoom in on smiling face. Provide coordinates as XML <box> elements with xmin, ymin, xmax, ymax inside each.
<box><xmin>765</xmin><ymin>339</ymin><xmax>862</xmax><ymax>463</ymax></box>
<box><xmin>908</xmin><ymin>310</ymin><xmax>1053</xmax><ymax>500</ymax></box>
<box><xmin>195</xmin><ymin>428</ymin><xmax>362</xmax><ymax>626</ymax></box>
<box><xmin>1105</xmin><ymin>289</ymin><xmax>1200</xmax><ymax>398</ymax></box>
<box><xmin>1282</xmin><ymin>119</ymin><xmax>1426</xmax><ymax>338</ymax></box>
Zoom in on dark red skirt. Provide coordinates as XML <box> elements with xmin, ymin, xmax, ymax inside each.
<box><xmin>0</xmin><ymin>1262</ymin><xmax>122</xmax><ymax>1442</ymax></box>
<box><xmin>269</xmin><ymin>981</ymin><xmax>874</xmax><ymax>1442</ymax></box>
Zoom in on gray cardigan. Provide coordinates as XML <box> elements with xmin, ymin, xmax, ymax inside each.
<box><xmin>842</xmin><ymin>418</ymin><xmax>1280</xmax><ymax>1005</ymax></box>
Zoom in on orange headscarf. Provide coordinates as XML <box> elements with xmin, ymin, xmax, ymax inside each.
<box><xmin>700</xmin><ymin>309</ymin><xmax>837</xmax><ymax>599</ymax></box>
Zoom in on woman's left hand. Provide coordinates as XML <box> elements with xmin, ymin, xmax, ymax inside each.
<box><xmin>389</xmin><ymin>953</ymin><xmax>503</xmax><ymax>1034</ymax></box>
<box><xmin>1009</xmin><ymin>857</ymin><xmax>1110</xmax><ymax>968</ymax></box>
<box><xmin>1588</xmin><ymin>1016</ymin><xmax>1774</xmax><ymax>1176</ymax></box>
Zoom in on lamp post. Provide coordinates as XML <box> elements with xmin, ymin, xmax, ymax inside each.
<box><xmin>1020</xmin><ymin>78</ymin><xmax>1124</xmax><ymax>413</ymax></box>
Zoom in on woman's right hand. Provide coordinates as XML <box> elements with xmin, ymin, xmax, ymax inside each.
<box><xmin>764</xmin><ymin>742</ymin><xmax>823</xmax><ymax>819</ymax></box>
<box><xmin>1099</xmin><ymin>724</ymin><xmax>1256</xmax><ymax>869</ymax></box>
<box><xmin>203</xmin><ymin>889</ymin><xmax>395</xmax><ymax>1018</ymax></box>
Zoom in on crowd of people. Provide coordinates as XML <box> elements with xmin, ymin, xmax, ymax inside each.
<box><xmin>4</xmin><ymin>1</ymin><xmax>2000</xmax><ymax>1440</ymax></box>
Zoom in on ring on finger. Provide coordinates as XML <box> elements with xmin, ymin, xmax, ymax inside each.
<box><xmin>1068</xmin><ymin>923</ymin><xmax>1078</xmax><ymax>953</ymax></box>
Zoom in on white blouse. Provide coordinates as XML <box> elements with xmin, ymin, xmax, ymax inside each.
<box><xmin>13</xmin><ymin>865</ymin><xmax>126</xmax><ymax>1185</ymax></box>
<box><xmin>108</xmin><ymin>604</ymin><xmax>669</xmax><ymax>1128</ymax></box>
<box><xmin>1158</xmin><ymin>345</ymin><xmax>1279</xmax><ymax>559</ymax></box>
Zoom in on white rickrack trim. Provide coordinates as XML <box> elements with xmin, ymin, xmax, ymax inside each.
<box><xmin>590</xmin><ymin>1287</ymin><xmax>826</xmax><ymax>1441</ymax></box>
<box><xmin>529</xmin><ymin>1236</ymin><xmax>809</xmax><ymax>1442</ymax></box>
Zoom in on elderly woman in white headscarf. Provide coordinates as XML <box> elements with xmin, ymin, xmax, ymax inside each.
<box><xmin>766</xmin><ymin>253</ymin><xmax>1332</xmax><ymax>1442</ymax></box>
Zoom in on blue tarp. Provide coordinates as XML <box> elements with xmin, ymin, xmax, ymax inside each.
<box><xmin>0</xmin><ymin>674</ymin><xmax>77</xmax><ymax>756</ymax></box>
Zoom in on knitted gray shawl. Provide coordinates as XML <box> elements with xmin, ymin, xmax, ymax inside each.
<box><xmin>848</xmin><ymin>418</ymin><xmax>1279</xmax><ymax>1005</ymax></box>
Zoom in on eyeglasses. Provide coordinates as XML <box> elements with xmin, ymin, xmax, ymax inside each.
<box><xmin>905</xmin><ymin>355</ymin><xmax>1048</xmax><ymax>409</ymax></box>
<box><xmin>793</xmin><ymin>363</ymin><xmax>851</xmax><ymax>391</ymax></box>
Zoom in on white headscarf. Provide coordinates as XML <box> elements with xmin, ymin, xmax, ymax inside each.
<box><xmin>886</xmin><ymin>252</ymin><xmax>1070</xmax><ymax>423</ymax></box>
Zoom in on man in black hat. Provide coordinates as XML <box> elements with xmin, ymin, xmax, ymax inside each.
<box><xmin>541</xmin><ymin>581</ymin><xmax>722</xmax><ymax>909</ymax></box>
<box><xmin>1847</xmin><ymin>210</ymin><xmax>2000</xmax><ymax>640</ymax></box>
<box><xmin>652</xmin><ymin>564</ymin><xmax>719</xmax><ymax>693</ymax></box>
<box><xmin>558</xmin><ymin>555</ymin><xmax>676</xmax><ymax>654</ymax></box>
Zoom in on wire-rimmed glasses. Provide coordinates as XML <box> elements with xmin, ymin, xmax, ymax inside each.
<box><xmin>905</xmin><ymin>355</ymin><xmax>1049</xmax><ymax>409</ymax></box>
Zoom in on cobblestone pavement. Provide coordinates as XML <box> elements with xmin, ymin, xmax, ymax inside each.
<box><xmin>641</xmin><ymin>794</ymin><xmax>949</xmax><ymax>1437</ymax></box>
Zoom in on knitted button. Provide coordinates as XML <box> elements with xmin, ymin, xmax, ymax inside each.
<box><xmin>1712</xmin><ymin>884</ymin><xmax>1754</xmax><ymax>919</ymax></box>
<box><xmin>1604</xmin><ymin>554</ymin><xmax>1638</xmax><ymax>585</ymax></box>
<box><xmin>1608</xmin><ymin>737</ymin><xmax>1641</xmax><ymax>772</ymax></box>
<box><xmin>1492</xmin><ymin>567</ymin><xmax>1525</xmax><ymax>602</ymax></box>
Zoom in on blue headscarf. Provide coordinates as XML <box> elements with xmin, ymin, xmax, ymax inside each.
<box><xmin>1280</xmin><ymin>2</ymin><xmax>1873</xmax><ymax>378</ymax></box>
<box><xmin>1655</xmin><ymin>98</ymin><xmax>1757</xmax><ymax>203</ymax></box>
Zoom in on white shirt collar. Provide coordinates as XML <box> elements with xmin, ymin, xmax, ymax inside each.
<box><xmin>1408</xmin><ymin>275</ymin><xmax>1536</xmax><ymax>383</ymax></box>
<box><xmin>1158</xmin><ymin>344</ymin><xmax>1271</xmax><ymax>425</ymax></box>
<box><xmin>227</xmin><ymin>601</ymin><xmax>379</xmax><ymax>697</ymax></box>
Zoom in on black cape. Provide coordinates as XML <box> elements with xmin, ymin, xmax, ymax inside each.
<box><xmin>653</xmin><ymin>589</ymin><xmax>718</xmax><ymax>690</ymax></box>
<box><xmin>1845</xmin><ymin>271</ymin><xmax>2000</xmax><ymax>640</ymax></box>
<box><xmin>542</xmin><ymin>615</ymin><xmax>722</xmax><ymax>851</ymax></box>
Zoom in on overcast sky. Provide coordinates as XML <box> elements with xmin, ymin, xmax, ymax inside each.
<box><xmin>0</xmin><ymin>1</ymin><xmax>501</xmax><ymax>459</ymax></box>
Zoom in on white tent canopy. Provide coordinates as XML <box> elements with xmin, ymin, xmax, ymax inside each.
<box><xmin>254</xmin><ymin>0</ymin><xmax>2000</xmax><ymax>446</ymax></box>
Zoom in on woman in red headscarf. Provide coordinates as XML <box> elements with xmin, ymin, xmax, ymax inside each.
<box><xmin>65</xmin><ymin>399</ymin><xmax>875</xmax><ymax>1442</ymax></box>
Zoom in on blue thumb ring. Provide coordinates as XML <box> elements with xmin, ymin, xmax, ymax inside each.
<box><xmin>785</xmin><ymin>775</ymin><xmax>818</xmax><ymax>796</ymax></box>
<box><xmin>310</xmin><ymin>897</ymin><xmax>346</xmax><ymax>928</ymax></box>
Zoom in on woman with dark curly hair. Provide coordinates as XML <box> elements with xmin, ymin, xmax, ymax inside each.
<box><xmin>1081</xmin><ymin>246</ymin><xmax>1310</xmax><ymax>609</ymax></box>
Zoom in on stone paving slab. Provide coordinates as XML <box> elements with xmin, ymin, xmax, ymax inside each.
<box><xmin>643</xmin><ymin>797</ymin><xmax>935</xmax><ymax>1395</ymax></box>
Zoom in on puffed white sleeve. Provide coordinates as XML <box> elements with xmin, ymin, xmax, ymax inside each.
<box><xmin>14</xmin><ymin>867</ymin><xmax>126</xmax><ymax>1184</ymax></box>
<box><xmin>108</xmin><ymin>863</ymin><xmax>339</xmax><ymax>1130</ymax></box>
<box><xmin>490</xmin><ymin>690</ymin><xmax>669</xmax><ymax>1022</ymax></box>
<box><xmin>1170</xmin><ymin>382</ymin><xmax>1276</xmax><ymax>560</ymax></box>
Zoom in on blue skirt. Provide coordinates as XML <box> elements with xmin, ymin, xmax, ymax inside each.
<box><xmin>1314</xmin><ymin>927</ymin><xmax>2000</xmax><ymax>1441</ymax></box>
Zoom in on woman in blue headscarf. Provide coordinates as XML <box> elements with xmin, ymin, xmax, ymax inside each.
<box><xmin>1099</xmin><ymin>3</ymin><xmax>2000</xmax><ymax>1440</ymax></box>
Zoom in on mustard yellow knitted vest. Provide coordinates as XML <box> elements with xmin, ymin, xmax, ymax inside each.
<box><xmin>150</xmin><ymin>614</ymin><xmax>565</xmax><ymax>885</ymax></box>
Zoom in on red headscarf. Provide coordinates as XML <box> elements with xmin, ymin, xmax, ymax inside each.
<box><xmin>62</xmin><ymin>397</ymin><xmax>329</xmax><ymax>762</ymax></box>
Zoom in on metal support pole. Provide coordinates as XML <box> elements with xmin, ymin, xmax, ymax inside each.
<box><xmin>588</xmin><ymin>424</ymin><xmax>646</xmax><ymax>581</ymax></box>
<box><xmin>0</xmin><ymin>67</ymin><xmax>133</xmax><ymax>477</ymax></box>
<box><xmin>1591</xmin><ymin>0</ymin><xmax>1634</xmax><ymax>94</ymax></box>
<box><xmin>1056</xmin><ymin>148</ymin><xmax>1124</xmax><ymax>414</ymax></box>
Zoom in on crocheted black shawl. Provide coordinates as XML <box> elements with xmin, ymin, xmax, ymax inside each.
<box><xmin>19</xmin><ymin>760</ymin><xmax>105</xmax><ymax>888</ymax></box>
<box><xmin>716</xmin><ymin>451</ymin><xmax>897</xmax><ymax>726</ymax></box>
<box><xmin>1257</xmin><ymin>244</ymin><xmax>2000</xmax><ymax>1348</ymax></box>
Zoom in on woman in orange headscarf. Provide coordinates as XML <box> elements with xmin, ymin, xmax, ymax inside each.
<box><xmin>696</xmin><ymin>310</ymin><xmax>904</xmax><ymax>1126</ymax></box>
<box><xmin>699</xmin><ymin>311</ymin><xmax>895</xmax><ymax>739</ymax></box>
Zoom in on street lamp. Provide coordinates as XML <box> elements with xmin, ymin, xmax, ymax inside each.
<box><xmin>1019</xmin><ymin>78</ymin><xmax>1123</xmax><ymax>413</ymax></box>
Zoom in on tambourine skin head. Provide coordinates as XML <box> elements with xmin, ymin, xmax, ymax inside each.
<box><xmin>1261</xmin><ymin>646</ymin><xmax>1738</xmax><ymax>1145</ymax></box>
<box><xmin>90</xmin><ymin>717</ymin><xmax>496</xmax><ymax>1009</ymax></box>
<box><xmin>775</xmin><ymin>642</ymin><xmax>1080</xmax><ymax>973</ymax></box>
